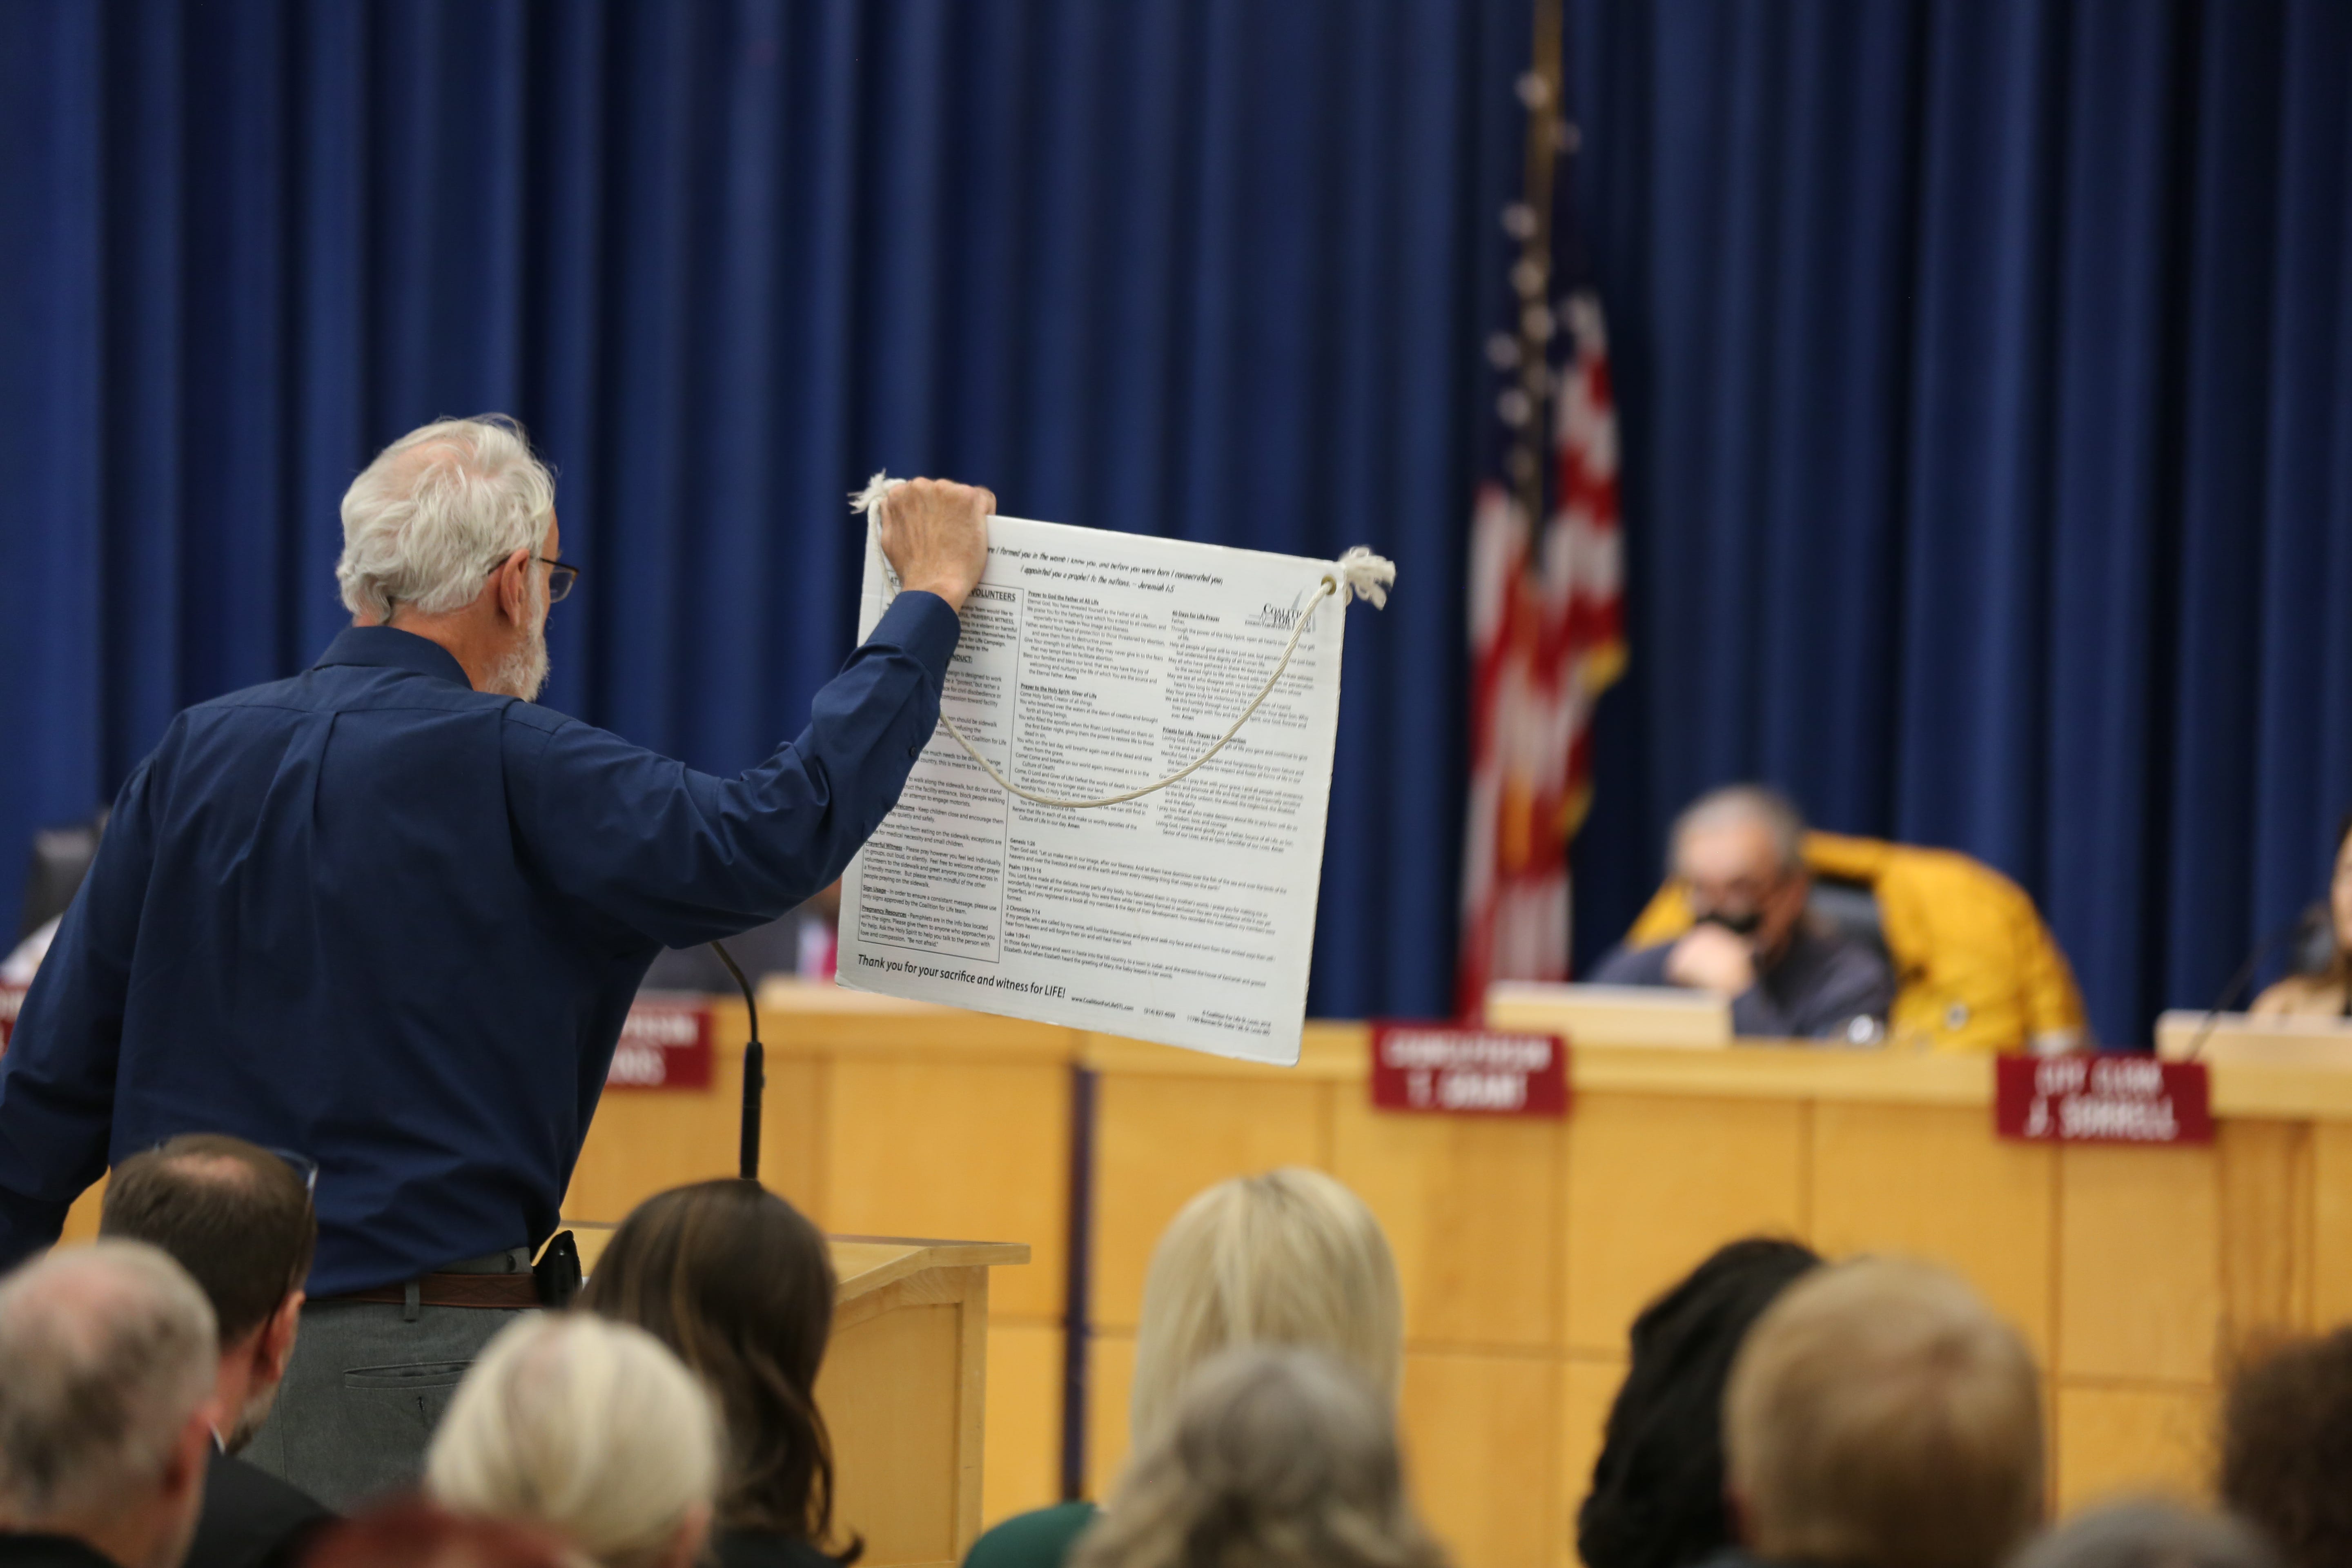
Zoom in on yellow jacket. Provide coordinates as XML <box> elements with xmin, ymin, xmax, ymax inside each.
<box><xmin>1624</xmin><ymin>831</ymin><xmax>2085</xmax><ymax>1053</ymax></box>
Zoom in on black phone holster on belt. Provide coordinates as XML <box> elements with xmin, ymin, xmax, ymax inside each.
<box><xmin>534</xmin><ymin>1231</ymin><xmax>582</xmax><ymax>1307</ymax></box>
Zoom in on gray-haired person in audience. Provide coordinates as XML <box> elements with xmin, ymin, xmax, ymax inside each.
<box><xmin>425</xmin><ymin>1314</ymin><xmax>718</xmax><ymax>1568</ymax></box>
<box><xmin>967</xmin><ymin>1168</ymin><xmax>1403</xmax><ymax>1568</ymax></box>
<box><xmin>2012</xmin><ymin>1503</ymin><xmax>2281</xmax><ymax>1568</ymax></box>
<box><xmin>99</xmin><ymin>1136</ymin><xmax>332</xmax><ymax>1568</ymax></box>
<box><xmin>1069</xmin><ymin>1347</ymin><xmax>1446</xmax><ymax>1568</ymax></box>
<box><xmin>0</xmin><ymin>1242</ymin><xmax>221</xmax><ymax>1568</ymax></box>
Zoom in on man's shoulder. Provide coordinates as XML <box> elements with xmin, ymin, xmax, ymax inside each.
<box><xmin>187</xmin><ymin>1451</ymin><xmax>334</xmax><ymax>1568</ymax></box>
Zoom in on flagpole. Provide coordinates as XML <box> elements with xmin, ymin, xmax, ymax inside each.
<box><xmin>1509</xmin><ymin>0</ymin><xmax>1567</xmax><ymax>528</ymax></box>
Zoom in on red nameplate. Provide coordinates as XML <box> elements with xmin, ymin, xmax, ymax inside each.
<box><xmin>1994</xmin><ymin>1054</ymin><xmax>2212</xmax><ymax>1145</ymax></box>
<box><xmin>608</xmin><ymin>998</ymin><xmax>716</xmax><ymax>1091</ymax></box>
<box><xmin>1370</xmin><ymin>1024</ymin><xmax>1568</xmax><ymax>1117</ymax></box>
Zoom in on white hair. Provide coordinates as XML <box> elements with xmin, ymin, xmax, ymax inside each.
<box><xmin>0</xmin><ymin>1241</ymin><xmax>218</xmax><ymax>1523</ymax></box>
<box><xmin>1671</xmin><ymin>784</ymin><xmax>1807</xmax><ymax>876</ymax></box>
<box><xmin>427</xmin><ymin>1314</ymin><xmax>720</xmax><ymax>1568</ymax></box>
<box><xmin>337</xmin><ymin>415</ymin><xmax>556</xmax><ymax>623</ymax></box>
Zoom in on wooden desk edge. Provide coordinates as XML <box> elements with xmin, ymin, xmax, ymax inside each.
<box><xmin>828</xmin><ymin>1236</ymin><xmax>1032</xmax><ymax>1300</ymax></box>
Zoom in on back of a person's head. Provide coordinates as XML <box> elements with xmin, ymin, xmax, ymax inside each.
<box><xmin>2011</xmin><ymin>1502</ymin><xmax>2281</xmax><ymax>1568</ymax></box>
<box><xmin>1131</xmin><ymin>1169</ymin><xmax>1401</xmax><ymax>1445</ymax></box>
<box><xmin>302</xmin><ymin>1501</ymin><xmax>574</xmax><ymax>1568</ymax></box>
<box><xmin>0</xmin><ymin>1241</ymin><xmax>217</xmax><ymax>1527</ymax></box>
<box><xmin>578</xmin><ymin>1179</ymin><xmax>846</xmax><ymax>1548</ymax></box>
<box><xmin>1724</xmin><ymin>1258</ymin><xmax>2042</xmax><ymax>1568</ymax></box>
<box><xmin>426</xmin><ymin>1313</ymin><xmax>719</xmax><ymax>1568</ymax></box>
<box><xmin>1578</xmin><ymin>1236</ymin><xmax>1822</xmax><ymax>1568</ymax></box>
<box><xmin>2218</xmin><ymin>1327</ymin><xmax>2352</xmax><ymax>1568</ymax></box>
<box><xmin>100</xmin><ymin>1133</ymin><xmax>318</xmax><ymax>1344</ymax></box>
<box><xmin>1073</xmin><ymin>1347</ymin><xmax>1447</xmax><ymax>1568</ymax></box>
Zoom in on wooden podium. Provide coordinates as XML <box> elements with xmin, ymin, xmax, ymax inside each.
<box><xmin>571</xmin><ymin>1229</ymin><xmax>1029</xmax><ymax>1568</ymax></box>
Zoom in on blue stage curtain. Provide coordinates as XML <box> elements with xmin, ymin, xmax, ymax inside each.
<box><xmin>0</xmin><ymin>0</ymin><xmax>1532</xmax><ymax>1019</ymax></box>
<box><xmin>1565</xmin><ymin>0</ymin><xmax>2352</xmax><ymax>1044</ymax></box>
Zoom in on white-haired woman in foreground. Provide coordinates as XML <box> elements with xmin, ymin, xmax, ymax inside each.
<box><xmin>1071</xmin><ymin>1346</ymin><xmax>1447</xmax><ymax>1568</ymax></box>
<box><xmin>425</xmin><ymin>1313</ymin><xmax>719</xmax><ymax>1568</ymax></box>
<box><xmin>967</xmin><ymin>1167</ymin><xmax>1405</xmax><ymax>1568</ymax></box>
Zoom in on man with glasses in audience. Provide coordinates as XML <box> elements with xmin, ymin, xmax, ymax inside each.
<box><xmin>100</xmin><ymin>1136</ymin><xmax>330</xmax><ymax>1568</ymax></box>
<box><xmin>0</xmin><ymin>415</ymin><xmax>992</xmax><ymax>1503</ymax></box>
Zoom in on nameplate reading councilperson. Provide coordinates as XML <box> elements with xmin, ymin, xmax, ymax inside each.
<box><xmin>0</xmin><ymin>416</ymin><xmax>992</xmax><ymax>1505</ymax></box>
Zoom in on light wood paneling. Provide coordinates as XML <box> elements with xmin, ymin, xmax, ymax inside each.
<box><xmin>1811</xmin><ymin>1102</ymin><xmax>2057</xmax><ymax>1356</ymax></box>
<box><xmin>2053</xmin><ymin>1383</ymin><xmax>2215</xmax><ymax>1510</ymax></box>
<box><xmin>1091</xmin><ymin>1074</ymin><xmax>1330</xmax><ymax>1330</ymax></box>
<box><xmin>1564</xmin><ymin>1094</ymin><xmax>1807</xmax><ymax>1354</ymax></box>
<box><xmin>59</xmin><ymin>1179</ymin><xmax>105</xmax><ymax>1244</ymax></box>
<box><xmin>2060</xmin><ymin>1146</ymin><xmax>2223</xmax><ymax>1383</ymax></box>
<box><xmin>1333</xmin><ymin>1096</ymin><xmax>1564</xmax><ymax>1349</ymax></box>
<box><xmin>2216</xmin><ymin>1120</ymin><xmax>2312</xmax><ymax>1348</ymax></box>
<box><xmin>566</xmin><ymin>1049</ymin><xmax>824</xmax><ymax>1224</ymax></box>
<box><xmin>824</xmin><ymin>1298</ymin><xmax>963</xmax><ymax>1563</ymax></box>
<box><xmin>1559</xmin><ymin>1356</ymin><xmax>1628</xmax><ymax>1568</ymax></box>
<box><xmin>2310</xmin><ymin>1122</ymin><xmax>2352</xmax><ymax>1328</ymax></box>
<box><xmin>1401</xmin><ymin>1349</ymin><xmax>1561</xmax><ymax>1568</ymax></box>
<box><xmin>826</xmin><ymin>1058</ymin><xmax>1070</xmax><ymax>1319</ymax></box>
<box><xmin>1086</xmin><ymin>1331</ymin><xmax>1138</xmax><ymax>1499</ymax></box>
<box><xmin>982</xmin><ymin>1321</ymin><xmax>1064</xmax><ymax>1527</ymax></box>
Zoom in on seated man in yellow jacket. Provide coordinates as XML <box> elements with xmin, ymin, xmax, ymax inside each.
<box><xmin>1588</xmin><ymin>785</ymin><xmax>1895</xmax><ymax>1040</ymax></box>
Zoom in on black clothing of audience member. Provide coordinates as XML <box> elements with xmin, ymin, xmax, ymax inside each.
<box><xmin>0</xmin><ymin>1537</ymin><xmax>120</xmax><ymax>1568</ymax></box>
<box><xmin>190</xmin><ymin>1452</ymin><xmax>331</xmax><ymax>1568</ymax></box>
<box><xmin>1577</xmin><ymin>1238</ymin><xmax>1823</xmax><ymax>1568</ymax></box>
<box><xmin>580</xmin><ymin>1180</ymin><xmax>858</xmax><ymax>1568</ymax></box>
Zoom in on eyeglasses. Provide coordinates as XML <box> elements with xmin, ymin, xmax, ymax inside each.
<box><xmin>266</xmin><ymin>1147</ymin><xmax>320</xmax><ymax>1200</ymax></box>
<box><xmin>486</xmin><ymin>554</ymin><xmax>580</xmax><ymax>604</ymax></box>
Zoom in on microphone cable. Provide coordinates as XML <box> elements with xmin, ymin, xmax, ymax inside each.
<box><xmin>2180</xmin><ymin>904</ymin><xmax>2327</xmax><ymax>1062</ymax></box>
<box><xmin>709</xmin><ymin>939</ymin><xmax>764</xmax><ymax>1180</ymax></box>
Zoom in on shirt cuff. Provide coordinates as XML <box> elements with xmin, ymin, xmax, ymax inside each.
<box><xmin>870</xmin><ymin>590</ymin><xmax>964</xmax><ymax>686</ymax></box>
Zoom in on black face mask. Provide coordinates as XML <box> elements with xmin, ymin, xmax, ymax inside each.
<box><xmin>1694</xmin><ymin>907</ymin><xmax>1764</xmax><ymax>938</ymax></box>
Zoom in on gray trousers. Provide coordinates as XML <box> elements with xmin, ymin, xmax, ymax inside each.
<box><xmin>243</xmin><ymin>1298</ymin><xmax>528</xmax><ymax>1509</ymax></box>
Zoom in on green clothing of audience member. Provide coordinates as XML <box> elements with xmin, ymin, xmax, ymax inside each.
<box><xmin>962</xmin><ymin>1501</ymin><xmax>1097</xmax><ymax>1568</ymax></box>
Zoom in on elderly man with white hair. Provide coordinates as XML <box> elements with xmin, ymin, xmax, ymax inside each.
<box><xmin>0</xmin><ymin>1241</ymin><xmax>222</xmax><ymax>1568</ymax></box>
<box><xmin>0</xmin><ymin>416</ymin><xmax>991</xmax><ymax>1503</ymax></box>
<box><xmin>1588</xmin><ymin>784</ymin><xmax>1895</xmax><ymax>1039</ymax></box>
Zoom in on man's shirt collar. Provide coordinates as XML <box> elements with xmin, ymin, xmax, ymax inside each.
<box><xmin>312</xmin><ymin>626</ymin><xmax>474</xmax><ymax>690</ymax></box>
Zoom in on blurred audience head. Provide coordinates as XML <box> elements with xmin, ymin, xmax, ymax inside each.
<box><xmin>1723</xmin><ymin>1257</ymin><xmax>2042</xmax><ymax>1568</ymax></box>
<box><xmin>2218</xmin><ymin>1326</ymin><xmax>2352</xmax><ymax>1568</ymax></box>
<box><xmin>2012</xmin><ymin>1502</ymin><xmax>2281</xmax><ymax>1568</ymax></box>
<box><xmin>101</xmin><ymin>1132</ymin><xmax>318</xmax><ymax>1452</ymax></box>
<box><xmin>1577</xmin><ymin>1236</ymin><xmax>1823</xmax><ymax>1568</ymax></box>
<box><xmin>1130</xmin><ymin>1167</ymin><xmax>1402</xmax><ymax>1446</ymax></box>
<box><xmin>0</xmin><ymin>1241</ymin><xmax>219</xmax><ymax>1568</ymax></box>
<box><xmin>579</xmin><ymin>1179</ymin><xmax>848</xmax><ymax>1553</ymax></box>
<box><xmin>336</xmin><ymin>415</ymin><xmax>559</xmax><ymax>699</ymax></box>
<box><xmin>1072</xmin><ymin>1347</ymin><xmax>1446</xmax><ymax>1568</ymax></box>
<box><xmin>1670</xmin><ymin>786</ymin><xmax>1810</xmax><ymax>953</ymax></box>
<box><xmin>302</xmin><ymin>1500</ymin><xmax>573</xmax><ymax>1568</ymax></box>
<box><xmin>425</xmin><ymin>1313</ymin><xmax>719</xmax><ymax>1568</ymax></box>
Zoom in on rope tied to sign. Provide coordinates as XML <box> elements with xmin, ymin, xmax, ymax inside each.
<box><xmin>852</xmin><ymin>472</ymin><xmax>1396</xmax><ymax>810</ymax></box>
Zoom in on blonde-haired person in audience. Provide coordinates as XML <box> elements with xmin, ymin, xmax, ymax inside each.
<box><xmin>425</xmin><ymin>1315</ymin><xmax>719</xmax><ymax>1568</ymax></box>
<box><xmin>964</xmin><ymin>1168</ymin><xmax>1403</xmax><ymax>1568</ymax></box>
<box><xmin>1716</xmin><ymin>1258</ymin><xmax>2042</xmax><ymax>1568</ymax></box>
<box><xmin>1068</xmin><ymin>1347</ymin><xmax>1445</xmax><ymax>1568</ymax></box>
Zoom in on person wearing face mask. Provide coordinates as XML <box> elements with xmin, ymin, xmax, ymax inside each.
<box><xmin>0</xmin><ymin>416</ymin><xmax>992</xmax><ymax>1503</ymax></box>
<box><xmin>1587</xmin><ymin>786</ymin><xmax>1895</xmax><ymax>1040</ymax></box>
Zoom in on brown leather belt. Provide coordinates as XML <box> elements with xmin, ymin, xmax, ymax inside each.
<box><xmin>333</xmin><ymin>1272</ymin><xmax>540</xmax><ymax>1310</ymax></box>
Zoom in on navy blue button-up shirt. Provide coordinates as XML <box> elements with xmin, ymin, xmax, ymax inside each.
<box><xmin>0</xmin><ymin>594</ymin><xmax>960</xmax><ymax>1294</ymax></box>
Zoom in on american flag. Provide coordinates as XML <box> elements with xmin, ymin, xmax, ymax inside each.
<box><xmin>1456</xmin><ymin>50</ymin><xmax>1624</xmax><ymax>1017</ymax></box>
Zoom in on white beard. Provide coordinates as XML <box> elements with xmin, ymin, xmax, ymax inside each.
<box><xmin>485</xmin><ymin>574</ymin><xmax>552</xmax><ymax>701</ymax></box>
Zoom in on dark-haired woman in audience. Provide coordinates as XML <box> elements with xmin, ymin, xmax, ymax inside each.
<box><xmin>2252</xmin><ymin>813</ymin><xmax>2352</xmax><ymax>1018</ymax></box>
<box><xmin>1577</xmin><ymin>1236</ymin><xmax>1822</xmax><ymax>1568</ymax></box>
<box><xmin>579</xmin><ymin>1180</ymin><xmax>857</xmax><ymax>1568</ymax></box>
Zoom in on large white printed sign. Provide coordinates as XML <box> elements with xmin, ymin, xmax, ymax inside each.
<box><xmin>837</xmin><ymin>516</ymin><xmax>1352</xmax><ymax>1066</ymax></box>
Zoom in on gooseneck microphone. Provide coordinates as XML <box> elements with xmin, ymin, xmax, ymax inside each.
<box><xmin>708</xmin><ymin>940</ymin><xmax>764</xmax><ymax>1180</ymax></box>
<box><xmin>2181</xmin><ymin>904</ymin><xmax>2330</xmax><ymax>1061</ymax></box>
